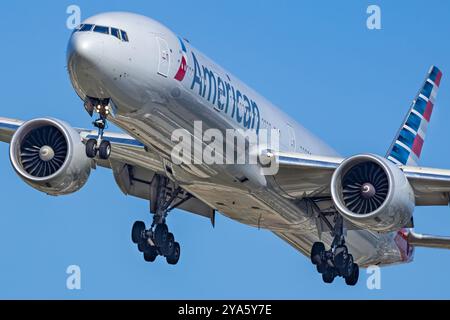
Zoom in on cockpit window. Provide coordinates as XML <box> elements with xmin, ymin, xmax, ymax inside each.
<box><xmin>121</xmin><ymin>30</ymin><xmax>129</xmax><ymax>42</ymax></box>
<box><xmin>111</xmin><ymin>28</ymin><xmax>121</xmax><ymax>40</ymax></box>
<box><xmin>74</xmin><ymin>24</ymin><xmax>130</xmax><ymax>42</ymax></box>
<box><xmin>93</xmin><ymin>25</ymin><xmax>109</xmax><ymax>35</ymax></box>
<box><xmin>79</xmin><ymin>24</ymin><xmax>94</xmax><ymax>32</ymax></box>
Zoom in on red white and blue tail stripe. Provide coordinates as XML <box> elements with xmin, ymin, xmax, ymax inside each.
<box><xmin>387</xmin><ymin>66</ymin><xmax>443</xmax><ymax>166</ymax></box>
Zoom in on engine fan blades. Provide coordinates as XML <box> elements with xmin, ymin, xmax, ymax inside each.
<box><xmin>342</xmin><ymin>162</ymin><xmax>389</xmax><ymax>214</ymax></box>
<box><xmin>19</xmin><ymin>126</ymin><xmax>68</xmax><ymax>178</ymax></box>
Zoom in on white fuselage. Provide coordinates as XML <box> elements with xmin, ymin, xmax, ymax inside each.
<box><xmin>67</xmin><ymin>12</ymin><xmax>409</xmax><ymax>267</ymax></box>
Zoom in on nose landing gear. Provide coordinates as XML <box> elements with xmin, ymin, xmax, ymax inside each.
<box><xmin>84</xmin><ymin>98</ymin><xmax>112</xmax><ymax>160</ymax></box>
<box><xmin>310</xmin><ymin>215</ymin><xmax>360</xmax><ymax>286</ymax></box>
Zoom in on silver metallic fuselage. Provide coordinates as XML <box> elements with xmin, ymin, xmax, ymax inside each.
<box><xmin>67</xmin><ymin>12</ymin><xmax>407</xmax><ymax>267</ymax></box>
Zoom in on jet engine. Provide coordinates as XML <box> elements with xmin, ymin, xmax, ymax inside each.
<box><xmin>9</xmin><ymin>118</ymin><xmax>92</xmax><ymax>195</ymax></box>
<box><xmin>331</xmin><ymin>154</ymin><xmax>415</xmax><ymax>232</ymax></box>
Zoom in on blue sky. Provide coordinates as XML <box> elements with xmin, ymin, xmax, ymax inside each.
<box><xmin>0</xmin><ymin>0</ymin><xmax>450</xmax><ymax>299</ymax></box>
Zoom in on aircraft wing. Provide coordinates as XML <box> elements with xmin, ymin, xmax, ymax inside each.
<box><xmin>0</xmin><ymin>117</ymin><xmax>163</xmax><ymax>172</ymax></box>
<box><xmin>272</xmin><ymin>151</ymin><xmax>450</xmax><ymax>206</ymax></box>
<box><xmin>0</xmin><ymin>117</ymin><xmax>214</xmax><ymax>221</ymax></box>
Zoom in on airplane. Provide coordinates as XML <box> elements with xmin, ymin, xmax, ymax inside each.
<box><xmin>1</xmin><ymin>11</ymin><xmax>450</xmax><ymax>286</ymax></box>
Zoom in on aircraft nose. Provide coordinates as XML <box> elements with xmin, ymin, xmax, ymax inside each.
<box><xmin>67</xmin><ymin>32</ymin><xmax>104</xmax><ymax>70</ymax></box>
<box><xmin>67</xmin><ymin>32</ymin><xmax>109</xmax><ymax>99</ymax></box>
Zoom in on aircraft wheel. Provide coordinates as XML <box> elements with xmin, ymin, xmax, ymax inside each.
<box><xmin>144</xmin><ymin>246</ymin><xmax>158</xmax><ymax>263</ymax></box>
<box><xmin>345</xmin><ymin>264</ymin><xmax>359</xmax><ymax>286</ymax></box>
<box><xmin>99</xmin><ymin>140</ymin><xmax>111</xmax><ymax>160</ymax></box>
<box><xmin>155</xmin><ymin>223</ymin><xmax>169</xmax><ymax>248</ymax></box>
<box><xmin>85</xmin><ymin>139</ymin><xmax>97</xmax><ymax>158</ymax></box>
<box><xmin>334</xmin><ymin>245</ymin><xmax>352</xmax><ymax>276</ymax></box>
<box><xmin>132</xmin><ymin>221</ymin><xmax>146</xmax><ymax>244</ymax></box>
<box><xmin>322</xmin><ymin>268</ymin><xmax>335</xmax><ymax>284</ymax></box>
<box><xmin>163</xmin><ymin>233</ymin><xmax>175</xmax><ymax>257</ymax></box>
<box><xmin>166</xmin><ymin>242</ymin><xmax>181</xmax><ymax>265</ymax></box>
<box><xmin>311</xmin><ymin>242</ymin><xmax>325</xmax><ymax>265</ymax></box>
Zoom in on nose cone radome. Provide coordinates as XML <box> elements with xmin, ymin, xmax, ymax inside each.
<box><xmin>67</xmin><ymin>32</ymin><xmax>104</xmax><ymax>69</ymax></box>
<box><xmin>67</xmin><ymin>32</ymin><xmax>108</xmax><ymax>99</ymax></box>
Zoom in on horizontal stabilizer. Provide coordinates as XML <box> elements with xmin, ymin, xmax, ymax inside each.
<box><xmin>408</xmin><ymin>231</ymin><xmax>450</xmax><ymax>249</ymax></box>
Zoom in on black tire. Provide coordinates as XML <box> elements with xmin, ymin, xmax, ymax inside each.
<box><xmin>99</xmin><ymin>140</ymin><xmax>111</xmax><ymax>160</ymax></box>
<box><xmin>345</xmin><ymin>263</ymin><xmax>359</xmax><ymax>286</ymax></box>
<box><xmin>322</xmin><ymin>268</ymin><xmax>335</xmax><ymax>284</ymax></box>
<box><xmin>131</xmin><ymin>221</ymin><xmax>146</xmax><ymax>244</ymax></box>
<box><xmin>166</xmin><ymin>242</ymin><xmax>181</xmax><ymax>265</ymax></box>
<box><xmin>154</xmin><ymin>223</ymin><xmax>169</xmax><ymax>248</ymax></box>
<box><xmin>333</xmin><ymin>246</ymin><xmax>349</xmax><ymax>274</ymax></box>
<box><xmin>316</xmin><ymin>262</ymin><xmax>327</xmax><ymax>274</ymax></box>
<box><xmin>311</xmin><ymin>242</ymin><xmax>325</xmax><ymax>265</ymax></box>
<box><xmin>143</xmin><ymin>247</ymin><xmax>158</xmax><ymax>262</ymax></box>
<box><xmin>137</xmin><ymin>241</ymin><xmax>147</xmax><ymax>253</ymax></box>
<box><xmin>342</xmin><ymin>254</ymin><xmax>354</xmax><ymax>278</ymax></box>
<box><xmin>85</xmin><ymin>139</ymin><xmax>97</xmax><ymax>158</ymax></box>
<box><xmin>163</xmin><ymin>233</ymin><xmax>175</xmax><ymax>257</ymax></box>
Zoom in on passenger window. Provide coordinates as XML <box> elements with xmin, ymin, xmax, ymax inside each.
<box><xmin>111</xmin><ymin>28</ymin><xmax>121</xmax><ymax>40</ymax></box>
<box><xmin>94</xmin><ymin>25</ymin><xmax>110</xmax><ymax>35</ymax></box>
<box><xmin>121</xmin><ymin>30</ymin><xmax>129</xmax><ymax>42</ymax></box>
<box><xmin>79</xmin><ymin>24</ymin><xmax>94</xmax><ymax>32</ymax></box>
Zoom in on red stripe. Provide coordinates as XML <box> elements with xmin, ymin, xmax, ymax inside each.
<box><xmin>423</xmin><ymin>101</ymin><xmax>434</xmax><ymax>121</ymax></box>
<box><xmin>412</xmin><ymin>135</ymin><xmax>424</xmax><ymax>157</ymax></box>
<box><xmin>435</xmin><ymin>71</ymin><xmax>443</xmax><ymax>87</ymax></box>
<box><xmin>174</xmin><ymin>56</ymin><xmax>187</xmax><ymax>81</ymax></box>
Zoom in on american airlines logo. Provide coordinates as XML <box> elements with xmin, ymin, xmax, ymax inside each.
<box><xmin>175</xmin><ymin>39</ymin><xmax>261</xmax><ymax>135</ymax></box>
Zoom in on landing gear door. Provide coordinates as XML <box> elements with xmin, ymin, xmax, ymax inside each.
<box><xmin>156</xmin><ymin>37</ymin><xmax>170</xmax><ymax>77</ymax></box>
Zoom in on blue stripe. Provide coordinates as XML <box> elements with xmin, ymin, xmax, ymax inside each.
<box><xmin>413</xmin><ymin>97</ymin><xmax>427</xmax><ymax>115</ymax></box>
<box><xmin>429</xmin><ymin>66</ymin><xmax>441</xmax><ymax>83</ymax></box>
<box><xmin>405</xmin><ymin>113</ymin><xmax>421</xmax><ymax>132</ymax></box>
<box><xmin>390</xmin><ymin>144</ymin><xmax>410</xmax><ymax>164</ymax></box>
<box><xmin>398</xmin><ymin>128</ymin><xmax>416</xmax><ymax>148</ymax></box>
<box><xmin>421</xmin><ymin>81</ymin><xmax>433</xmax><ymax>98</ymax></box>
<box><xmin>0</xmin><ymin>123</ymin><xmax>20</xmax><ymax>130</ymax></box>
<box><xmin>178</xmin><ymin>37</ymin><xmax>187</xmax><ymax>52</ymax></box>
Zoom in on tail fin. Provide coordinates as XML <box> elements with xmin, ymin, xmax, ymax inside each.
<box><xmin>386</xmin><ymin>66</ymin><xmax>443</xmax><ymax>166</ymax></box>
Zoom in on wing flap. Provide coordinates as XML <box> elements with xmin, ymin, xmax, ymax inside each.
<box><xmin>402</xmin><ymin>166</ymin><xmax>450</xmax><ymax>205</ymax></box>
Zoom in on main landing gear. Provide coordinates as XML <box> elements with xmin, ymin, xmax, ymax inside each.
<box><xmin>131</xmin><ymin>175</ymin><xmax>188</xmax><ymax>265</ymax></box>
<box><xmin>85</xmin><ymin>101</ymin><xmax>112</xmax><ymax>160</ymax></box>
<box><xmin>310</xmin><ymin>215</ymin><xmax>359</xmax><ymax>286</ymax></box>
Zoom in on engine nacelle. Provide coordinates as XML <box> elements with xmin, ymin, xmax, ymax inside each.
<box><xmin>9</xmin><ymin>118</ymin><xmax>92</xmax><ymax>196</ymax></box>
<box><xmin>331</xmin><ymin>154</ymin><xmax>415</xmax><ymax>232</ymax></box>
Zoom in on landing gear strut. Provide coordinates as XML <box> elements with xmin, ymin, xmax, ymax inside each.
<box><xmin>310</xmin><ymin>215</ymin><xmax>359</xmax><ymax>286</ymax></box>
<box><xmin>85</xmin><ymin>99</ymin><xmax>112</xmax><ymax>160</ymax></box>
<box><xmin>131</xmin><ymin>175</ymin><xmax>188</xmax><ymax>265</ymax></box>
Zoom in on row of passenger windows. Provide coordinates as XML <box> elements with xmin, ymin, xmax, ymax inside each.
<box><xmin>75</xmin><ymin>24</ymin><xmax>129</xmax><ymax>42</ymax></box>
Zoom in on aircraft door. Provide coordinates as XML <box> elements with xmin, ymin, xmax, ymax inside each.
<box><xmin>156</xmin><ymin>37</ymin><xmax>170</xmax><ymax>77</ymax></box>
